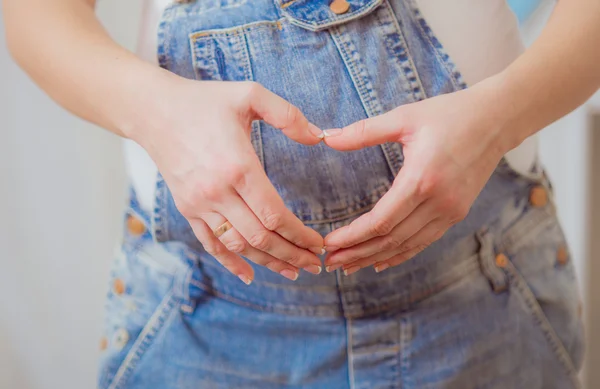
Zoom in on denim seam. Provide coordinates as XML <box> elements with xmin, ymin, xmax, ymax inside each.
<box><xmin>406</xmin><ymin>0</ymin><xmax>467</xmax><ymax>90</ymax></box>
<box><xmin>329</xmin><ymin>26</ymin><xmax>402</xmax><ymax>176</ymax></box>
<box><xmin>346</xmin><ymin>318</ymin><xmax>357</xmax><ymax>389</ymax></box>
<box><xmin>187</xmin><ymin>256</ymin><xmax>480</xmax><ymax>318</ymax></box>
<box><xmin>500</xmin><ymin>206</ymin><xmax>556</xmax><ymax>255</ymax></box>
<box><xmin>337</xmin><ymin>268</ymin><xmax>357</xmax><ymax>389</ymax></box>
<box><xmin>291</xmin><ymin>183</ymin><xmax>391</xmax><ymax>223</ymax></box>
<box><xmin>108</xmin><ymin>292</ymin><xmax>178</xmax><ymax>389</ymax></box>
<box><xmin>190</xmin><ymin>37</ymin><xmax>214</xmax><ymax>80</ymax></box>
<box><xmin>280</xmin><ymin>0</ymin><xmax>383</xmax><ymax>31</ymax></box>
<box><xmin>477</xmin><ymin>230</ymin><xmax>508</xmax><ymax>292</ymax></box>
<box><xmin>151</xmin><ymin>173</ymin><xmax>170</xmax><ymax>243</ymax></box>
<box><xmin>156</xmin><ymin>5</ymin><xmax>173</xmax><ymax>71</ymax></box>
<box><xmin>399</xmin><ymin>317</ymin><xmax>411</xmax><ymax>389</ymax></box>
<box><xmin>242</xmin><ymin>31</ymin><xmax>266</xmax><ymax>167</ymax></box>
<box><xmin>189</xmin><ymin>20</ymin><xmax>284</xmax><ymax>40</ymax></box>
<box><xmin>170</xmin><ymin>0</ymin><xmax>249</xmax><ymax>18</ymax></box>
<box><xmin>504</xmin><ymin>261</ymin><xmax>582</xmax><ymax>388</ymax></box>
<box><xmin>189</xmin><ymin>279</ymin><xmax>342</xmax><ymax>316</ymax></box>
<box><xmin>381</xmin><ymin>0</ymin><xmax>427</xmax><ymax>101</ymax></box>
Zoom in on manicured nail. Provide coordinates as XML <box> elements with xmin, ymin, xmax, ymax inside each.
<box><xmin>280</xmin><ymin>269</ymin><xmax>299</xmax><ymax>281</ymax></box>
<box><xmin>309</xmin><ymin>123</ymin><xmax>325</xmax><ymax>139</ymax></box>
<box><xmin>238</xmin><ymin>274</ymin><xmax>252</xmax><ymax>285</ymax></box>
<box><xmin>343</xmin><ymin>266</ymin><xmax>360</xmax><ymax>276</ymax></box>
<box><xmin>323</xmin><ymin>128</ymin><xmax>343</xmax><ymax>137</ymax></box>
<box><xmin>309</xmin><ymin>247</ymin><xmax>326</xmax><ymax>255</ymax></box>
<box><xmin>324</xmin><ymin>246</ymin><xmax>340</xmax><ymax>252</ymax></box>
<box><xmin>374</xmin><ymin>263</ymin><xmax>390</xmax><ymax>273</ymax></box>
<box><xmin>326</xmin><ymin>264</ymin><xmax>341</xmax><ymax>273</ymax></box>
<box><xmin>305</xmin><ymin>265</ymin><xmax>322</xmax><ymax>275</ymax></box>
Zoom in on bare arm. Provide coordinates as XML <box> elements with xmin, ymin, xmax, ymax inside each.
<box><xmin>3</xmin><ymin>0</ymin><xmax>166</xmax><ymax>137</ymax></box>
<box><xmin>3</xmin><ymin>0</ymin><xmax>326</xmax><ymax>283</ymax></box>
<box><xmin>322</xmin><ymin>0</ymin><xmax>600</xmax><ymax>273</ymax></box>
<box><xmin>497</xmin><ymin>0</ymin><xmax>600</xmax><ymax>149</ymax></box>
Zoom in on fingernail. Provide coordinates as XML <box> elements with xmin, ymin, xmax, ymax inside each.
<box><xmin>238</xmin><ymin>274</ymin><xmax>252</xmax><ymax>285</ymax></box>
<box><xmin>308</xmin><ymin>123</ymin><xmax>325</xmax><ymax>139</ymax></box>
<box><xmin>309</xmin><ymin>247</ymin><xmax>326</xmax><ymax>255</ymax></box>
<box><xmin>323</xmin><ymin>128</ymin><xmax>343</xmax><ymax>137</ymax></box>
<box><xmin>374</xmin><ymin>263</ymin><xmax>390</xmax><ymax>273</ymax></box>
<box><xmin>305</xmin><ymin>265</ymin><xmax>322</xmax><ymax>275</ymax></box>
<box><xmin>326</xmin><ymin>264</ymin><xmax>341</xmax><ymax>273</ymax></box>
<box><xmin>343</xmin><ymin>266</ymin><xmax>360</xmax><ymax>276</ymax></box>
<box><xmin>324</xmin><ymin>246</ymin><xmax>340</xmax><ymax>252</ymax></box>
<box><xmin>280</xmin><ymin>269</ymin><xmax>299</xmax><ymax>281</ymax></box>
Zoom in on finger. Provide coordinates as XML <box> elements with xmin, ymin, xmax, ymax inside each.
<box><xmin>322</xmin><ymin>109</ymin><xmax>405</xmax><ymax>151</ymax></box>
<box><xmin>334</xmin><ymin>220</ymin><xmax>444</xmax><ymax>275</ymax></box>
<box><xmin>248</xmin><ymin>83</ymin><xmax>323</xmax><ymax>145</ymax></box>
<box><xmin>372</xmin><ymin>221</ymin><xmax>447</xmax><ymax>273</ymax></box>
<box><xmin>233</xmin><ymin>161</ymin><xmax>324</xmax><ymax>254</ymax></box>
<box><xmin>202</xmin><ymin>213</ymin><xmax>301</xmax><ymax>281</ymax></box>
<box><xmin>324</xmin><ymin>201</ymin><xmax>435</xmax><ymax>268</ymax></box>
<box><xmin>216</xmin><ymin>195</ymin><xmax>323</xmax><ymax>274</ymax></box>
<box><xmin>324</xmin><ymin>167</ymin><xmax>422</xmax><ymax>249</ymax></box>
<box><xmin>188</xmin><ymin>218</ymin><xmax>254</xmax><ymax>285</ymax></box>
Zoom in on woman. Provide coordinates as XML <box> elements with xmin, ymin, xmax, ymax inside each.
<box><xmin>4</xmin><ymin>0</ymin><xmax>598</xmax><ymax>387</ymax></box>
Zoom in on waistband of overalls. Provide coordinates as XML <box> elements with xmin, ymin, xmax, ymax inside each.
<box><xmin>124</xmin><ymin>169</ymin><xmax>552</xmax><ymax>319</ymax></box>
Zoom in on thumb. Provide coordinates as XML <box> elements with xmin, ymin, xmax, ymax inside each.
<box><xmin>247</xmin><ymin>83</ymin><xmax>323</xmax><ymax>145</ymax></box>
<box><xmin>323</xmin><ymin>110</ymin><xmax>405</xmax><ymax>151</ymax></box>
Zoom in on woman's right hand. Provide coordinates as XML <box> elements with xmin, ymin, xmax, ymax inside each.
<box><xmin>131</xmin><ymin>77</ymin><xmax>325</xmax><ymax>284</ymax></box>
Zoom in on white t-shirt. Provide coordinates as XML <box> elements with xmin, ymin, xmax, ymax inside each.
<box><xmin>126</xmin><ymin>0</ymin><xmax>538</xmax><ymax>211</ymax></box>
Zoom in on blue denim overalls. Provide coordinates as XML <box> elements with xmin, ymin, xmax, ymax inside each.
<box><xmin>99</xmin><ymin>1</ymin><xmax>585</xmax><ymax>388</ymax></box>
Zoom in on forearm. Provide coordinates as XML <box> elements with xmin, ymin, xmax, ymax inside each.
<box><xmin>486</xmin><ymin>0</ymin><xmax>600</xmax><ymax>150</ymax></box>
<box><xmin>3</xmin><ymin>0</ymin><xmax>171</xmax><ymax>138</ymax></box>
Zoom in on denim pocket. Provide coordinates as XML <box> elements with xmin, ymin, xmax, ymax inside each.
<box><xmin>279</xmin><ymin>0</ymin><xmax>383</xmax><ymax>32</ymax></box>
<box><xmin>98</xmin><ymin>235</ymin><xmax>183</xmax><ymax>389</ymax></box>
<box><xmin>498</xmin><ymin>207</ymin><xmax>585</xmax><ymax>384</ymax></box>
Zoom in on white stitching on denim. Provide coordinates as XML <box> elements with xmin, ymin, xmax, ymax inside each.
<box><xmin>188</xmin><ymin>19</ymin><xmax>284</xmax><ymax>40</ymax></box>
<box><xmin>346</xmin><ymin>317</ymin><xmax>357</xmax><ymax>389</ymax></box>
<box><xmin>382</xmin><ymin>0</ymin><xmax>426</xmax><ymax>101</ymax></box>
<box><xmin>108</xmin><ymin>292</ymin><xmax>178</xmax><ymax>389</ymax></box>
<box><xmin>500</xmin><ymin>207</ymin><xmax>556</xmax><ymax>255</ymax></box>
<box><xmin>405</xmin><ymin>0</ymin><xmax>467</xmax><ymax>90</ymax></box>
<box><xmin>329</xmin><ymin>25</ymin><xmax>402</xmax><ymax>179</ymax></box>
<box><xmin>282</xmin><ymin>0</ymin><xmax>383</xmax><ymax>31</ymax></box>
<box><xmin>504</xmin><ymin>261</ymin><xmax>582</xmax><ymax>388</ymax></box>
<box><xmin>171</xmin><ymin>0</ymin><xmax>249</xmax><ymax>18</ymax></box>
<box><xmin>151</xmin><ymin>173</ymin><xmax>170</xmax><ymax>243</ymax></box>
<box><xmin>399</xmin><ymin>317</ymin><xmax>411</xmax><ymax>388</ymax></box>
<box><xmin>240</xmin><ymin>30</ymin><xmax>266</xmax><ymax>168</ymax></box>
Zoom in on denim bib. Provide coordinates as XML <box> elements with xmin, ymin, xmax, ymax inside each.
<box><xmin>152</xmin><ymin>0</ymin><xmax>472</xmax><ymax>243</ymax></box>
<box><xmin>97</xmin><ymin>3</ymin><xmax>585</xmax><ymax>388</ymax></box>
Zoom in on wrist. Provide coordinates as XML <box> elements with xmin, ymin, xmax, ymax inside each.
<box><xmin>472</xmin><ymin>72</ymin><xmax>533</xmax><ymax>154</ymax></box>
<box><xmin>116</xmin><ymin>65</ymin><xmax>183</xmax><ymax>144</ymax></box>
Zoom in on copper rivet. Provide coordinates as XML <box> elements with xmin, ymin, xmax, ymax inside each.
<box><xmin>99</xmin><ymin>337</ymin><xmax>108</xmax><ymax>351</ymax></box>
<box><xmin>330</xmin><ymin>0</ymin><xmax>350</xmax><ymax>15</ymax></box>
<box><xmin>114</xmin><ymin>278</ymin><xmax>126</xmax><ymax>295</ymax></box>
<box><xmin>529</xmin><ymin>186</ymin><xmax>548</xmax><ymax>208</ymax></box>
<box><xmin>495</xmin><ymin>253</ymin><xmax>508</xmax><ymax>268</ymax></box>
<box><xmin>557</xmin><ymin>245</ymin><xmax>569</xmax><ymax>265</ymax></box>
<box><xmin>127</xmin><ymin>215</ymin><xmax>146</xmax><ymax>236</ymax></box>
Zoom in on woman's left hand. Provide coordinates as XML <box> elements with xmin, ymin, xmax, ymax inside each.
<box><xmin>322</xmin><ymin>80</ymin><xmax>519</xmax><ymax>274</ymax></box>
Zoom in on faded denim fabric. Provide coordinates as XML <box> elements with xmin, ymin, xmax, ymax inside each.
<box><xmin>98</xmin><ymin>1</ymin><xmax>584</xmax><ymax>388</ymax></box>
